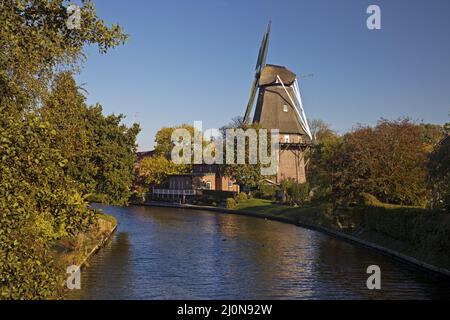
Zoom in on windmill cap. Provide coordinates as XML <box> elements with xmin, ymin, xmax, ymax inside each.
<box><xmin>260</xmin><ymin>64</ymin><xmax>297</xmax><ymax>86</ymax></box>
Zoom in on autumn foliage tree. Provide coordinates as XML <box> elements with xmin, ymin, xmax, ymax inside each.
<box><xmin>310</xmin><ymin>119</ymin><xmax>431</xmax><ymax>207</ymax></box>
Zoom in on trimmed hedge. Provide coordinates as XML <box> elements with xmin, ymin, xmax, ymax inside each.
<box><xmin>202</xmin><ymin>190</ymin><xmax>237</xmax><ymax>200</ymax></box>
<box><xmin>360</xmin><ymin>194</ymin><xmax>450</xmax><ymax>255</ymax></box>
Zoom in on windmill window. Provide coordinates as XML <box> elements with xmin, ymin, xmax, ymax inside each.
<box><xmin>283</xmin><ymin>105</ymin><xmax>289</xmax><ymax>112</ymax></box>
<box><xmin>284</xmin><ymin>135</ymin><xmax>290</xmax><ymax>143</ymax></box>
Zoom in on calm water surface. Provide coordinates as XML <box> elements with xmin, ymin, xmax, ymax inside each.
<box><xmin>68</xmin><ymin>204</ymin><xmax>450</xmax><ymax>300</ymax></box>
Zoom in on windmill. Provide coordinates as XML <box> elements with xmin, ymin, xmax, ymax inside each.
<box><xmin>243</xmin><ymin>22</ymin><xmax>313</xmax><ymax>184</ymax></box>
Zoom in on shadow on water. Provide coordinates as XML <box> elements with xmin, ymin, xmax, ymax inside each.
<box><xmin>67</xmin><ymin>204</ymin><xmax>450</xmax><ymax>300</ymax></box>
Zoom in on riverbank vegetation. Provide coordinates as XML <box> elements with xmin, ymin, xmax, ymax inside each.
<box><xmin>219</xmin><ymin>118</ymin><xmax>450</xmax><ymax>269</ymax></box>
<box><xmin>308</xmin><ymin>118</ymin><xmax>448</xmax><ymax>209</ymax></box>
<box><xmin>1</xmin><ymin>1</ymin><xmax>137</xmax><ymax>299</ymax></box>
<box><xmin>132</xmin><ymin>106</ymin><xmax>449</xmax><ymax>272</ymax></box>
<box><xmin>232</xmin><ymin>196</ymin><xmax>450</xmax><ymax>270</ymax></box>
<box><xmin>53</xmin><ymin>213</ymin><xmax>117</xmax><ymax>298</ymax></box>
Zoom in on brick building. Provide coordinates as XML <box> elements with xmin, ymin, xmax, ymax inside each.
<box><xmin>153</xmin><ymin>164</ymin><xmax>239</xmax><ymax>202</ymax></box>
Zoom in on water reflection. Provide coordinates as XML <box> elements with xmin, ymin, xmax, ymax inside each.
<box><xmin>67</xmin><ymin>205</ymin><xmax>450</xmax><ymax>300</ymax></box>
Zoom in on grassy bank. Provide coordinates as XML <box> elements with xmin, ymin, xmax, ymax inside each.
<box><xmin>52</xmin><ymin>213</ymin><xmax>117</xmax><ymax>298</ymax></box>
<box><xmin>232</xmin><ymin>198</ymin><xmax>450</xmax><ymax>271</ymax></box>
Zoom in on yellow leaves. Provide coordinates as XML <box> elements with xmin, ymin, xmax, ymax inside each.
<box><xmin>138</xmin><ymin>155</ymin><xmax>190</xmax><ymax>186</ymax></box>
<box><xmin>58</xmin><ymin>159</ymin><xmax>68</xmax><ymax>167</ymax></box>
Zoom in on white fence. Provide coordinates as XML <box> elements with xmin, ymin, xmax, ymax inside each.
<box><xmin>152</xmin><ymin>189</ymin><xmax>197</xmax><ymax>196</ymax></box>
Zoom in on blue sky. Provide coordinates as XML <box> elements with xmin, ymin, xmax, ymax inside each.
<box><xmin>76</xmin><ymin>0</ymin><xmax>450</xmax><ymax>151</ymax></box>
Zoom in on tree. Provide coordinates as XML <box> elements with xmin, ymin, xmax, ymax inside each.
<box><xmin>0</xmin><ymin>0</ymin><xmax>127</xmax><ymax>299</ymax></box>
<box><xmin>444</xmin><ymin>121</ymin><xmax>450</xmax><ymax>134</ymax></box>
<box><xmin>327</xmin><ymin>119</ymin><xmax>428</xmax><ymax>206</ymax></box>
<box><xmin>221</xmin><ymin>118</ymin><xmax>274</xmax><ymax>191</ymax></box>
<box><xmin>87</xmin><ymin>105</ymin><xmax>140</xmax><ymax>205</ymax></box>
<box><xmin>308</xmin><ymin>128</ymin><xmax>341</xmax><ymax>202</ymax></box>
<box><xmin>154</xmin><ymin>124</ymin><xmax>195</xmax><ymax>159</ymax></box>
<box><xmin>42</xmin><ymin>73</ymin><xmax>140</xmax><ymax>206</ymax></box>
<box><xmin>138</xmin><ymin>156</ymin><xmax>190</xmax><ymax>187</ymax></box>
<box><xmin>419</xmin><ymin>123</ymin><xmax>445</xmax><ymax>153</ymax></box>
<box><xmin>42</xmin><ymin>72</ymin><xmax>98</xmax><ymax>194</ymax></box>
<box><xmin>309</xmin><ymin>119</ymin><xmax>336</xmax><ymax>144</ymax></box>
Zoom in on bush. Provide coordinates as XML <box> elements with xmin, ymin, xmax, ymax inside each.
<box><xmin>226</xmin><ymin>198</ymin><xmax>237</xmax><ymax>209</ymax></box>
<box><xmin>256</xmin><ymin>185</ymin><xmax>278</xmax><ymax>200</ymax></box>
<box><xmin>200</xmin><ymin>190</ymin><xmax>237</xmax><ymax>206</ymax></box>
<box><xmin>288</xmin><ymin>183</ymin><xmax>309</xmax><ymax>205</ymax></box>
<box><xmin>85</xmin><ymin>193</ymin><xmax>108</xmax><ymax>204</ymax></box>
<box><xmin>236</xmin><ymin>192</ymin><xmax>248</xmax><ymax>203</ymax></box>
<box><xmin>359</xmin><ymin>193</ymin><xmax>383</xmax><ymax>206</ymax></box>
<box><xmin>202</xmin><ymin>190</ymin><xmax>237</xmax><ymax>200</ymax></box>
<box><xmin>280</xmin><ymin>180</ymin><xmax>309</xmax><ymax>205</ymax></box>
<box><xmin>130</xmin><ymin>191</ymin><xmax>145</xmax><ymax>204</ymax></box>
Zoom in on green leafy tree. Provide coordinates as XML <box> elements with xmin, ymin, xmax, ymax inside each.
<box><xmin>154</xmin><ymin>124</ymin><xmax>195</xmax><ymax>159</ymax></box>
<box><xmin>42</xmin><ymin>72</ymin><xmax>98</xmax><ymax>194</ymax></box>
<box><xmin>308</xmin><ymin>129</ymin><xmax>342</xmax><ymax>202</ymax></box>
<box><xmin>87</xmin><ymin>106</ymin><xmax>140</xmax><ymax>205</ymax></box>
<box><xmin>43</xmin><ymin>73</ymin><xmax>140</xmax><ymax>205</ymax></box>
<box><xmin>0</xmin><ymin>0</ymin><xmax>127</xmax><ymax>299</ymax></box>
<box><xmin>139</xmin><ymin>156</ymin><xmax>190</xmax><ymax>187</ymax></box>
<box><xmin>221</xmin><ymin>118</ymin><xmax>274</xmax><ymax>192</ymax></box>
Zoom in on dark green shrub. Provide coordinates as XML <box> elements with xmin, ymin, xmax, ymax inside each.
<box><xmin>85</xmin><ymin>193</ymin><xmax>108</xmax><ymax>204</ymax></box>
<box><xmin>288</xmin><ymin>183</ymin><xmax>309</xmax><ymax>205</ymax></box>
<box><xmin>202</xmin><ymin>190</ymin><xmax>237</xmax><ymax>202</ymax></box>
<box><xmin>256</xmin><ymin>185</ymin><xmax>278</xmax><ymax>200</ymax></box>
<box><xmin>280</xmin><ymin>180</ymin><xmax>309</xmax><ymax>205</ymax></box>
<box><xmin>199</xmin><ymin>190</ymin><xmax>238</xmax><ymax>207</ymax></box>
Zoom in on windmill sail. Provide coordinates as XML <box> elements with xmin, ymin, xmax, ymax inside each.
<box><xmin>293</xmin><ymin>79</ymin><xmax>312</xmax><ymax>140</ymax></box>
<box><xmin>243</xmin><ymin>22</ymin><xmax>271</xmax><ymax>123</ymax></box>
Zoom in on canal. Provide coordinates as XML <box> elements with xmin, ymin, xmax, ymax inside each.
<box><xmin>68</xmin><ymin>204</ymin><xmax>450</xmax><ymax>300</ymax></box>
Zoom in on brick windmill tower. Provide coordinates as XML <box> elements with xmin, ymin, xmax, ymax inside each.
<box><xmin>243</xmin><ymin>22</ymin><xmax>313</xmax><ymax>184</ymax></box>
